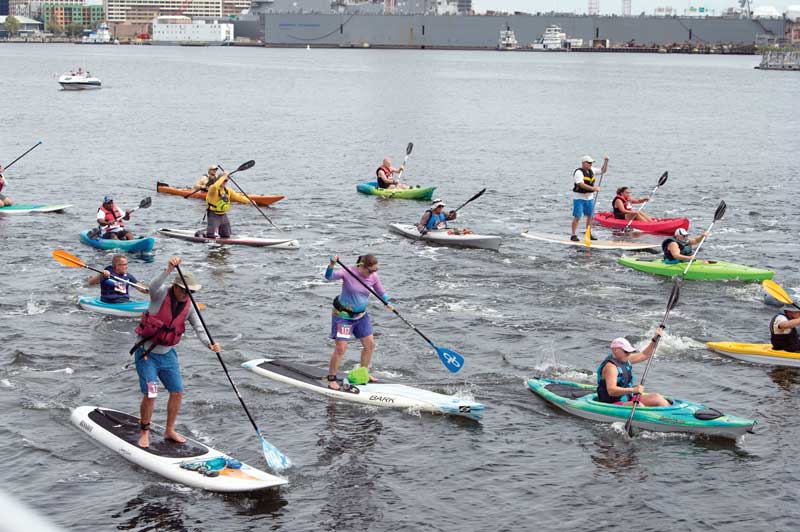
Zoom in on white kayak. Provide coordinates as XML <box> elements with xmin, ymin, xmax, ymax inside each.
<box><xmin>520</xmin><ymin>230</ymin><xmax>661</xmax><ymax>251</ymax></box>
<box><xmin>242</xmin><ymin>358</ymin><xmax>484</xmax><ymax>421</ymax></box>
<box><xmin>78</xmin><ymin>296</ymin><xmax>147</xmax><ymax>317</ymax></box>
<box><xmin>157</xmin><ymin>228</ymin><xmax>300</xmax><ymax>249</ymax></box>
<box><xmin>70</xmin><ymin>406</ymin><xmax>287</xmax><ymax>492</ymax></box>
<box><xmin>388</xmin><ymin>223</ymin><xmax>502</xmax><ymax>251</ymax></box>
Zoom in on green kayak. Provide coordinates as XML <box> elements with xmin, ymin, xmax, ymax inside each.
<box><xmin>617</xmin><ymin>256</ymin><xmax>774</xmax><ymax>281</ymax></box>
<box><xmin>356</xmin><ymin>181</ymin><xmax>435</xmax><ymax>201</ymax></box>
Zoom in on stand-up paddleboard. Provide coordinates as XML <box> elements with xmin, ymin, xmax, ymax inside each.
<box><xmin>388</xmin><ymin>223</ymin><xmax>502</xmax><ymax>251</ymax></box>
<box><xmin>70</xmin><ymin>406</ymin><xmax>287</xmax><ymax>492</ymax></box>
<box><xmin>158</xmin><ymin>228</ymin><xmax>300</xmax><ymax>249</ymax></box>
<box><xmin>520</xmin><ymin>230</ymin><xmax>661</xmax><ymax>251</ymax></box>
<box><xmin>242</xmin><ymin>358</ymin><xmax>484</xmax><ymax>421</ymax></box>
<box><xmin>0</xmin><ymin>204</ymin><xmax>72</xmax><ymax>214</ymax></box>
<box><xmin>78</xmin><ymin>296</ymin><xmax>147</xmax><ymax>317</ymax></box>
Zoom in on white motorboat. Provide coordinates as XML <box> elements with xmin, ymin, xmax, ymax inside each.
<box><xmin>530</xmin><ymin>25</ymin><xmax>583</xmax><ymax>50</ymax></box>
<box><xmin>58</xmin><ymin>69</ymin><xmax>102</xmax><ymax>90</ymax></box>
<box><xmin>497</xmin><ymin>28</ymin><xmax>519</xmax><ymax>50</ymax></box>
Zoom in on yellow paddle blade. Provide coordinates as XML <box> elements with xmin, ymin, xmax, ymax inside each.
<box><xmin>583</xmin><ymin>225</ymin><xmax>592</xmax><ymax>247</ymax></box>
<box><xmin>52</xmin><ymin>249</ymin><xmax>86</xmax><ymax>269</ymax></box>
<box><xmin>762</xmin><ymin>279</ymin><xmax>794</xmax><ymax>305</ymax></box>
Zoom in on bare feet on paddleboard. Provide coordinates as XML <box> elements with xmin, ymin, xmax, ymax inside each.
<box><xmin>164</xmin><ymin>430</ymin><xmax>187</xmax><ymax>444</ymax></box>
<box><xmin>138</xmin><ymin>431</ymin><xmax>149</xmax><ymax>448</ymax></box>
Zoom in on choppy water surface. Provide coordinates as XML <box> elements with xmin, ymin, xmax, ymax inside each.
<box><xmin>0</xmin><ymin>44</ymin><xmax>797</xmax><ymax>531</ymax></box>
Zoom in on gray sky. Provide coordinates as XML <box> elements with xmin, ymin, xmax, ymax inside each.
<box><xmin>472</xmin><ymin>0</ymin><xmax>789</xmax><ymax>16</ymax></box>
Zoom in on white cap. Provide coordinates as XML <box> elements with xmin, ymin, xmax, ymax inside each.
<box><xmin>431</xmin><ymin>199</ymin><xmax>445</xmax><ymax>209</ymax></box>
<box><xmin>675</xmin><ymin>228</ymin><xmax>689</xmax><ymax>237</ymax></box>
<box><xmin>581</xmin><ymin>155</ymin><xmax>595</xmax><ymax>164</ymax></box>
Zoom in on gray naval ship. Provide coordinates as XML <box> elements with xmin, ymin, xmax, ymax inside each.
<box><xmin>234</xmin><ymin>0</ymin><xmax>787</xmax><ymax>48</ymax></box>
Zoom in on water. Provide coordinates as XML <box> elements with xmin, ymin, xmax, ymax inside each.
<box><xmin>0</xmin><ymin>44</ymin><xmax>797</xmax><ymax>531</ymax></box>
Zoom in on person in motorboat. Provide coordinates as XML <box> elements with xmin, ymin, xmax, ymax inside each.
<box><xmin>571</xmin><ymin>154</ymin><xmax>608</xmax><ymax>241</ymax></box>
<box><xmin>130</xmin><ymin>256</ymin><xmax>220</xmax><ymax>448</ymax></box>
<box><xmin>376</xmin><ymin>158</ymin><xmax>410</xmax><ymax>190</ymax></box>
<box><xmin>324</xmin><ymin>254</ymin><xmax>393</xmax><ymax>391</ymax></box>
<box><xmin>661</xmin><ymin>227</ymin><xmax>709</xmax><ymax>264</ymax></box>
<box><xmin>416</xmin><ymin>198</ymin><xmax>458</xmax><ymax>234</ymax></box>
<box><xmin>97</xmin><ymin>196</ymin><xmax>135</xmax><ymax>240</ymax></box>
<box><xmin>201</xmin><ymin>171</ymin><xmax>252</xmax><ymax>238</ymax></box>
<box><xmin>193</xmin><ymin>165</ymin><xmax>219</xmax><ymax>192</ymax></box>
<box><xmin>612</xmin><ymin>186</ymin><xmax>653</xmax><ymax>222</ymax></box>
<box><xmin>88</xmin><ymin>254</ymin><xmax>148</xmax><ymax>304</ymax></box>
<box><xmin>771</xmin><ymin>304</ymin><xmax>800</xmax><ymax>353</ymax></box>
<box><xmin>597</xmin><ymin>332</ymin><xmax>670</xmax><ymax>407</ymax></box>
<box><xmin>0</xmin><ymin>165</ymin><xmax>12</xmax><ymax>206</ymax></box>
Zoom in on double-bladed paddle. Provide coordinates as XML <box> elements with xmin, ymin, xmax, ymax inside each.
<box><xmin>453</xmin><ymin>188</ymin><xmax>487</xmax><ymax>213</ymax></box>
<box><xmin>52</xmin><ymin>249</ymin><xmax>149</xmax><ymax>291</ymax></box>
<box><xmin>334</xmin><ymin>258</ymin><xmax>464</xmax><ymax>373</ymax></box>
<box><xmin>682</xmin><ymin>200</ymin><xmax>726</xmax><ymax>276</ymax></box>
<box><xmin>622</xmin><ymin>171</ymin><xmax>668</xmax><ymax>232</ymax></box>
<box><xmin>624</xmin><ymin>276</ymin><xmax>682</xmax><ymax>437</ymax></box>
<box><xmin>87</xmin><ymin>197</ymin><xmax>152</xmax><ymax>240</ymax></box>
<box><xmin>173</xmin><ymin>264</ymin><xmax>291</xmax><ymax>472</ymax></box>
<box><xmin>2</xmin><ymin>141</ymin><xmax>43</xmax><ymax>180</ymax></box>
<box><xmin>395</xmin><ymin>142</ymin><xmax>413</xmax><ymax>181</ymax></box>
<box><xmin>216</xmin><ymin>162</ymin><xmax>283</xmax><ymax>233</ymax></box>
<box><xmin>762</xmin><ymin>279</ymin><xmax>800</xmax><ymax>310</ymax></box>
<box><xmin>583</xmin><ymin>172</ymin><xmax>606</xmax><ymax>247</ymax></box>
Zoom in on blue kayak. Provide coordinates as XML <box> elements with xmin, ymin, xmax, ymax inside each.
<box><xmin>79</xmin><ymin>230</ymin><xmax>155</xmax><ymax>252</ymax></box>
<box><xmin>78</xmin><ymin>296</ymin><xmax>147</xmax><ymax>317</ymax></box>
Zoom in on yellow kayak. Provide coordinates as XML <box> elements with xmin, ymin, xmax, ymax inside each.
<box><xmin>706</xmin><ymin>342</ymin><xmax>800</xmax><ymax>367</ymax></box>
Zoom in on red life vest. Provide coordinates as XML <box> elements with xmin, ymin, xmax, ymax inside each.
<box><xmin>134</xmin><ymin>289</ymin><xmax>191</xmax><ymax>348</ymax></box>
<box><xmin>612</xmin><ymin>194</ymin><xmax>631</xmax><ymax>219</ymax></box>
<box><xmin>99</xmin><ymin>204</ymin><xmax>125</xmax><ymax>228</ymax></box>
<box><xmin>376</xmin><ymin>166</ymin><xmax>394</xmax><ymax>189</ymax></box>
<box><xmin>0</xmin><ymin>175</ymin><xmax>5</xmax><ymax>193</ymax></box>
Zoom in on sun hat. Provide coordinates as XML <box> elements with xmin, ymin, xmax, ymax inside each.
<box><xmin>172</xmin><ymin>271</ymin><xmax>202</xmax><ymax>291</ymax></box>
<box><xmin>610</xmin><ymin>337</ymin><xmax>636</xmax><ymax>353</ymax></box>
<box><xmin>431</xmin><ymin>198</ymin><xmax>446</xmax><ymax>209</ymax></box>
<box><xmin>675</xmin><ymin>228</ymin><xmax>689</xmax><ymax>237</ymax></box>
<box><xmin>581</xmin><ymin>155</ymin><xmax>595</xmax><ymax>164</ymax></box>
<box><xmin>208</xmin><ymin>166</ymin><xmax>217</xmax><ymax>173</ymax></box>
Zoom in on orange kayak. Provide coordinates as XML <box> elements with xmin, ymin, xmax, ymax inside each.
<box><xmin>156</xmin><ymin>182</ymin><xmax>285</xmax><ymax>207</ymax></box>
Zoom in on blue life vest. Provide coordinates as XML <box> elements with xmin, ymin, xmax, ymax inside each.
<box><xmin>100</xmin><ymin>266</ymin><xmax>135</xmax><ymax>303</ymax></box>
<box><xmin>596</xmin><ymin>355</ymin><xmax>633</xmax><ymax>403</ymax></box>
<box><xmin>426</xmin><ymin>210</ymin><xmax>448</xmax><ymax>231</ymax></box>
<box><xmin>661</xmin><ymin>237</ymin><xmax>692</xmax><ymax>264</ymax></box>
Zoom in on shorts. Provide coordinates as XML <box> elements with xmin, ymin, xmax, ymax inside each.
<box><xmin>572</xmin><ymin>198</ymin><xmax>594</xmax><ymax>218</ymax></box>
<box><xmin>102</xmin><ymin>227</ymin><xmax>128</xmax><ymax>239</ymax></box>
<box><xmin>330</xmin><ymin>313</ymin><xmax>373</xmax><ymax>341</ymax></box>
<box><xmin>135</xmin><ymin>347</ymin><xmax>184</xmax><ymax>396</ymax></box>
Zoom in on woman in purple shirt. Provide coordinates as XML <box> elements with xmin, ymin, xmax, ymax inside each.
<box><xmin>324</xmin><ymin>254</ymin><xmax>392</xmax><ymax>390</ymax></box>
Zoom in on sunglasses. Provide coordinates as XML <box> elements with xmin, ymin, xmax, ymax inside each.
<box><xmin>176</xmin><ymin>286</ymin><xmax>196</xmax><ymax>294</ymax></box>
<box><xmin>366</xmin><ymin>265</ymin><xmax>378</xmax><ymax>273</ymax></box>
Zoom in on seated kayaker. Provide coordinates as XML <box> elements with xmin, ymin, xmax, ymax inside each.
<box><xmin>771</xmin><ymin>304</ymin><xmax>800</xmax><ymax>353</ymax></box>
<box><xmin>193</xmin><ymin>166</ymin><xmax>219</xmax><ymax>192</ymax></box>
<box><xmin>376</xmin><ymin>158</ymin><xmax>409</xmax><ymax>190</ymax></box>
<box><xmin>97</xmin><ymin>196</ymin><xmax>135</xmax><ymax>240</ymax></box>
<box><xmin>88</xmin><ymin>254</ymin><xmax>148</xmax><ymax>304</ymax></box>
<box><xmin>416</xmin><ymin>199</ymin><xmax>457</xmax><ymax>233</ymax></box>
<box><xmin>661</xmin><ymin>228</ymin><xmax>708</xmax><ymax>264</ymax></box>
<box><xmin>612</xmin><ymin>186</ymin><xmax>652</xmax><ymax>222</ymax></box>
<box><xmin>597</xmin><ymin>332</ymin><xmax>670</xmax><ymax>407</ymax></box>
<box><xmin>0</xmin><ymin>165</ymin><xmax>12</xmax><ymax>206</ymax></box>
<box><xmin>202</xmin><ymin>172</ymin><xmax>252</xmax><ymax>238</ymax></box>
<box><xmin>571</xmin><ymin>154</ymin><xmax>608</xmax><ymax>241</ymax></box>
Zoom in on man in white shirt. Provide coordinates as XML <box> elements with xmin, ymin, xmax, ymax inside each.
<box><xmin>771</xmin><ymin>304</ymin><xmax>800</xmax><ymax>352</ymax></box>
<box><xmin>571</xmin><ymin>154</ymin><xmax>608</xmax><ymax>241</ymax></box>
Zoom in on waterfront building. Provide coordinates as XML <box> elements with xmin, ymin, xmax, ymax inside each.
<box><xmin>9</xmin><ymin>0</ymin><xmax>44</xmax><ymax>19</ymax></box>
<box><xmin>0</xmin><ymin>0</ymin><xmax>8</xmax><ymax>15</ymax></box>
<box><xmin>43</xmin><ymin>1</ymin><xmax>103</xmax><ymax>32</ymax></box>
<box><xmin>151</xmin><ymin>14</ymin><xmax>233</xmax><ymax>43</ymax></box>
<box><xmin>0</xmin><ymin>13</ymin><xmax>43</xmax><ymax>35</ymax></box>
<box><xmin>105</xmin><ymin>0</ymin><xmax>247</xmax><ymax>24</ymax></box>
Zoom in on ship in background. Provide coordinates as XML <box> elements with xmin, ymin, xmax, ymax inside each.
<box><xmin>231</xmin><ymin>0</ymin><xmax>790</xmax><ymax>48</ymax></box>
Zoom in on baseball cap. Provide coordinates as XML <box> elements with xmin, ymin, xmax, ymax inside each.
<box><xmin>208</xmin><ymin>166</ymin><xmax>217</xmax><ymax>173</ymax></box>
<box><xmin>784</xmin><ymin>304</ymin><xmax>800</xmax><ymax>313</ymax></box>
<box><xmin>675</xmin><ymin>228</ymin><xmax>689</xmax><ymax>237</ymax></box>
<box><xmin>610</xmin><ymin>337</ymin><xmax>636</xmax><ymax>353</ymax></box>
<box><xmin>581</xmin><ymin>155</ymin><xmax>595</xmax><ymax>164</ymax></box>
<box><xmin>172</xmin><ymin>271</ymin><xmax>202</xmax><ymax>292</ymax></box>
<box><xmin>103</xmin><ymin>195</ymin><xmax>114</xmax><ymax>203</ymax></box>
<box><xmin>431</xmin><ymin>199</ymin><xmax>446</xmax><ymax>209</ymax></box>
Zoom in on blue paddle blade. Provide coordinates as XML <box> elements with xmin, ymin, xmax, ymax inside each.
<box><xmin>436</xmin><ymin>346</ymin><xmax>464</xmax><ymax>373</ymax></box>
<box><xmin>258</xmin><ymin>430</ymin><xmax>292</xmax><ymax>472</ymax></box>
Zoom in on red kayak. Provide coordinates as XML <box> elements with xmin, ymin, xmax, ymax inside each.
<box><xmin>594</xmin><ymin>212</ymin><xmax>689</xmax><ymax>235</ymax></box>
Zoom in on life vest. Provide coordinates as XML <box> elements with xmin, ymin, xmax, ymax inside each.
<box><xmin>99</xmin><ymin>204</ymin><xmax>124</xmax><ymax>230</ymax></box>
<box><xmin>207</xmin><ymin>187</ymin><xmax>232</xmax><ymax>214</ymax></box>
<box><xmin>662</xmin><ymin>237</ymin><xmax>692</xmax><ymax>263</ymax></box>
<box><xmin>572</xmin><ymin>167</ymin><xmax>595</xmax><ymax>193</ymax></box>
<box><xmin>596</xmin><ymin>355</ymin><xmax>633</xmax><ymax>403</ymax></box>
<box><xmin>133</xmin><ymin>289</ymin><xmax>190</xmax><ymax>350</ymax></box>
<box><xmin>425</xmin><ymin>210</ymin><xmax>448</xmax><ymax>230</ymax></box>
<box><xmin>0</xmin><ymin>174</ymin><xmax>4</xmax><ymax>193</ymax></box>
<box><xmin>612</xmin><ymin>194</ymin><xmax>630</xmax><ymax>219</ymax></box>
<box><xmin>376</xmin><ymin>166</ymin><xmax>394</xmax><ymax>189</ymax></box>
<box><xmin>100</xmin><ymin>266</ymin><xmax>131</xmax><ymax>303</ymax></box>
<box><xmin>771</xmin><ymin>313</ymin><xmax>800</xmax><ymax>352</ymax></box>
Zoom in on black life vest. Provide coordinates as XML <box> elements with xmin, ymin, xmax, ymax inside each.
<box><xmin>771</xmin><ymin>313</ymin><xmax>800</xmax><ymax>352</ymax></box>
<box><xmin>662</xmin><ymin>237</ymin><xmax>692</xmax><ymax>262</ymax></box>
<box><xmin>596</xmin><ymin>356</ymin><xmax>633</xmax><ymax>403</ymax></box>
<box><xmin>612</xmin><ymin>194</ymin><xmax>630</xmax><ymax>219</ymax></box>
<box><xmin>572</xmin><ymin>167</ymin><xmax>595</xmax><ymax>193</ymax></box>
<box><xmin>376</xmin><ymin>166</ymin><xmax>394</xmax><ymax>189</ymax></box>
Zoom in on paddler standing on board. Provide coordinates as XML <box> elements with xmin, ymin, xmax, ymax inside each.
<box><xmin>571</xmin><ymin>155</ymin><xmax>608</xmax><ymax>242</ymax></box>
<box><xmin>130</xmin><ymin>256</ymin><xmax>220</xmax><ymax>448</ymax></box>
<box><xmin>202</xmin><ymin>171</ymin><xmax>252</xmax><ymax>238</ymax></box>
<box><xmin>324</xmin><ymin>254</ymin><xmax>393</xmax><ymax>390</ymax></box>
<box><xmin>192</xmin><ymin>165</ymin><xmax>219</xmax><ymax>192</ymax></box>
<box><xmin>0</xmin><ymin>165</ymin><xmax>12</xmax><ymax>206</ymax></box>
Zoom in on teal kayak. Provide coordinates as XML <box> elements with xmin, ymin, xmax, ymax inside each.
<box><xmin>356</xmin><ymin>181</ymin><xmax>435</xmax><ymax>200</ymax></box>
<box><xmin>80</xmin><ymin>230</ymin><xmax>155</xmax><ymax>252</ymax></box>
<box><xmin>78</xmin><ymin>296</ymin><xmax>147</xmax><ymax>317</ymax></box>
<box><xmin>617</xmin><ymin>256</ymin><xmax>774</xmax><ymax>281</ymax></box>
<box><xmin>526</xmin><ymin>378</ymin><xmax>755</xmax><ymax>439</ymax></box>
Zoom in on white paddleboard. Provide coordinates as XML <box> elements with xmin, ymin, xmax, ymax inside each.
<box><xmin>242</xmin><ymin>358</ymin><xmax>484</xmax><ymax>421</ymax></box>
<box><xmin>0</xmin><ymin>204</ymin><xmax>72</xmax><ymax>214</ymax></box>
<box><xmin>388</xmin><ymin>223</ymin><xmax>502</xmax><ymax>251</ymax></box>
<box><xmin>71</xmin><ymin>406</ymin><xmax>287</xmax><ymax>492</ymax></box>
<box><xmin>520</xmin><ymin>230</ymin><xmax>661</xmax><ymax>251</ymax></box>
<box><xmin>158</xmin><ymin>228</ymin><xmax>300</xmax><ymax>249</ymax></box>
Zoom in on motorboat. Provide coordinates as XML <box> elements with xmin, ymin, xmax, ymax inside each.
<box><xmin>497</xmin><ymin>28</ymin><xmax>519</xmax><ymax>50</ymax></box>
<box><xmin>530</xmin><ymin>25</ymin><xmax>583</xmax><ymax>50</ymax></box>
<box><xmin>58</xmin><ymin>69</ymin><xmax>102</xmax><ymax>90</ymax></box>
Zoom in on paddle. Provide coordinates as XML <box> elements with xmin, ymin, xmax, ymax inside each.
<box><xmin>682</xmin><ymin>200</ymin><xmax>726</xmax><ymax>276</ymax></box>
<box><xmin>334</xmin><ymin>258</ymin><xmax>464</xmax><ymax>373</ymax></box>
<box><xmin>183</xmin><ymin>166</ymin><xmax>218</xmax><ymax>199</ymax></box>
<box><xmin>622</xmin><ymin>171</ymin><xmax>668</xmax><ymax>232</ymax></box>
<box><xmin>173</xmin><ymin>264</ymin><xmax>291</xmax><ymax>472</ymax></box>
<box><xmin>395</xmin><ymin>142</ymin><xmax>414</xmax><ymax>181</ymax></box>
<box><xmin>453</xmin><ymin>188</ymin><xmax>487</xmax><ymax>213</ymax></box>
<box><xmin>583</xmin><ymin>172</ymin><xmax>606</xmax><ymax>247</ymax></box>
<box><xmin>2</xmin><ymin>141</ymin><xmax>43</xmax><ymax>179</ymax></box>
<box><xmin>88</xmin><ymin>196</ymin><xmax>152</xmax><ymax>240</ymax></box>
<box><xmin>216</xmin><ymin>162</ymin><xmax>283</xmax><ymax>233</ymax></box>
<box><xmin>762</xmin><ymin>280</ymin><xmax>800</xmax><ymax>310</ymax></box>
<box><xmin>184</xmin><ymin>160</ymin><xmax>254</xmax><ymax>199</ymax></box>
<box><xmin>52</xmin><ymin>249</ymin><xmax>149</xmax><ymax>291</ymax></box>
<box><xmin>624</xmin><ymin>276</ymin><xmax>682</xmax><ymax>437</ymax></box>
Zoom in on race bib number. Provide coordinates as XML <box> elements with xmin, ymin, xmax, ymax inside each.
<box><xmin>113</xmin><ymin>280</ymin><xmax>127</xmax><ymax>294</ymax></box>
<box><xmin>436</xmin><ymin>221</ymin><xmax>446</xmax><ymax>229</ymax></box>
<box><xmin>336</xmin><ymin>323</ymin><xmax>352</xmax><ymax>340</ymax></box>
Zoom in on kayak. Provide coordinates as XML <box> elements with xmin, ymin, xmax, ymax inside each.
<box><xmin>388</xmin><ymin>223</ymin><xmax>502</xmax><ymax>251</ymax></box>
<box><xmin>71</xmin><ymin>406</ymin><xmax>287</xmax><ymax>492</ymax></box>
<box><xmin>520</xmin><ymin>230</ymin><xmax>661</xmax><ymax>251</ymax></box>
<box><xmin>242</xmin><ymin>358</ymin><xmax>484</xmax><ymax>421</ymax></box>
<box><xmin>706</xmin><ymin>342</ymin><xmax>800</xmax><ymax>368</ymax></box>
<box><xmin>156</xmin><ymin>182</ymin><xmax>284</xmax><ymax>207</ymax></box>
<box><xmin>526</xmin><ymin>377</ymin><xmax>755</xmax><ymax>439</ymax></box>
<box><xmin>594</xmin><ymin>212</ymin><xmax>689</xmax><ymax>235</ymax></box>
<box><xmin>78</xmin><ymin>296</ymin><xmax>147</xmax><ymax>318</ymax></box>
<box><xmin>157</xmin><ymin>228</ymin><xmax>300</xmax><ymax>249</ymax></box>
<box><xmin>617</xmin><ymin>256</ymin><xmax>774</xmax><ymax>281</ymax></box>
<box><xmin>0</xmin><ymin>204</ymin><xmax>72</xmax><ymax>214</ymax></box>
<box><xmin>356</xmin><ymin>181</ymin><xmax>435</xmax><ymax>201</ymax></box>
<box><xmin>79</xmin><ymin>230</ymin><xmax>155</xmax><ymax>252</ymax></box>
